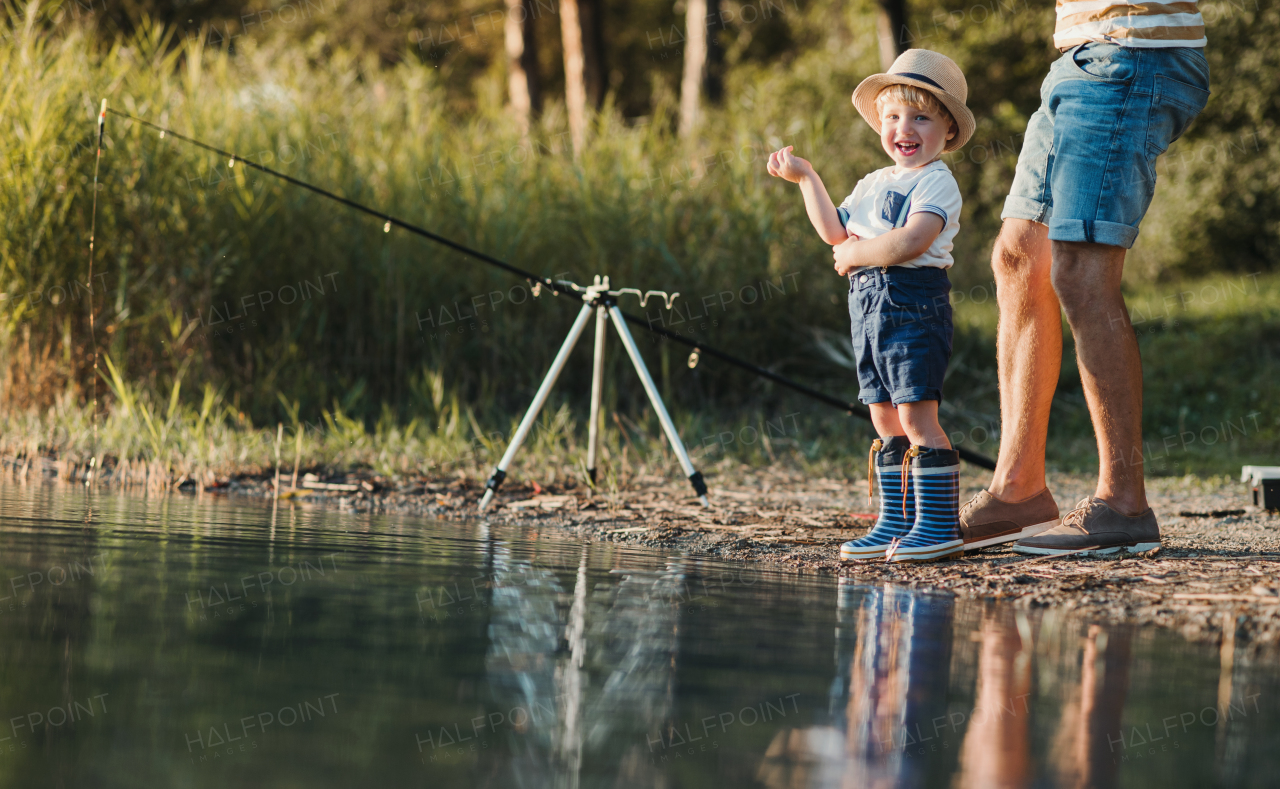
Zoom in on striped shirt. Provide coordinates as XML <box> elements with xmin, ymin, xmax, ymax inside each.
<box><xmin>1054</xmin><ymin>1</ymin><xmax>1207</xmax><ymax>50</ymax></box>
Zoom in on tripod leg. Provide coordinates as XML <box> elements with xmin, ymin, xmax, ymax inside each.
<box><xmin>606</xmin><ymin>305</ymin><xmax>709</xmax><ymax>507</ymax></box>
<box><xmin>586</xmin><ymin>305</ymin><xmax>607</xmax><ymax>486</ymax></box>
<box><xmin>479</xmin><ymin>303</ymin><xmax>595</xmax><ymax>512</ymax></box>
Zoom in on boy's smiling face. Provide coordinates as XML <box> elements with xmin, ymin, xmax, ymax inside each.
<box><xmin>877</xmin><ymin>98</ymin><xmax>956</xmax><ymax>170</ymax></box>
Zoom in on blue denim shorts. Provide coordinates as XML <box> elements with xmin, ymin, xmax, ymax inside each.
<box><xmin>848</xmin><ymin>267</ymin><xmax>953</xmax><ymax>405</ymax></box>
<box><xmin>1002</xmin><ymin>43</ymin><xmax>1210</xmax><ymax>248</ymax></box>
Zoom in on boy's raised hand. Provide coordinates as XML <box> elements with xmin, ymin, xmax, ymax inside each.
<box><xmin>766</xmin><ymin>146</ymin><xmax>814</xmax><ymax>183</ymax></box>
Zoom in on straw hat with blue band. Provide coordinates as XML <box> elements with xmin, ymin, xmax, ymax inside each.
<box><xmin>852</xmin><ymin>49</ymin><xmax>976</xmax><ymax>153</ymax></box>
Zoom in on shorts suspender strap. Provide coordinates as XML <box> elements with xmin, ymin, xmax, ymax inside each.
<box><xmin>893</xmin><ymin>182</ymin><xmax>920</xmax><ymax>229</ymax></box>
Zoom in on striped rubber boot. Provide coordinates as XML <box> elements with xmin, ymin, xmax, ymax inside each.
<box><xmin>840</xmin><ymin>436</ymin><xmax>914</xmax><ymax>560</ymax></box>
<box><xmin>887</xmin><ymin>446</ymin><xmax>964</xmax><ymax>563</ymax></box>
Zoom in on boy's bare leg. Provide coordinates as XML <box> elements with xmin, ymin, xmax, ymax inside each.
<box><xmin>1050</xmin><ymin>241</ymin><xmax>1148</xmax><ymax>516</ymax></box>
<box><xmin>867</xmin><ymin>402</ymin><xmax>905</xmax><ymax>439</ymax></box>
<box><xmin>988</xmin><ymin>219</ymin><xmax>1060</xmax><ymax>502</ymax></box>
<box><xmin>897</xmin><ymin>400</ymin><xmax>950</xmax><ymax>449</ymax></box>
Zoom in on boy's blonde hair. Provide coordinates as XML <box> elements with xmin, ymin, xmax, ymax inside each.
<box><xmin>874</xmin><ymin>84</ymin><xmax>955</xmax><ymax>129</ymax></box>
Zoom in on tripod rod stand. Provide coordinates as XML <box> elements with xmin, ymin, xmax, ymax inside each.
<box><xmin>478</xmin><ymin>277</ymin><xmax>709</xmax><ymax>512</ymax></box>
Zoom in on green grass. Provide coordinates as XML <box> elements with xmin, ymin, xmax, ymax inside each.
<box><xmin>4</xmin><ymin>262</ymin><xmax>1276</xmax><ymax>487</ymax></box>
<box><xmin>0</xmin><ymin>374</ymin><xmax>872</xmax><ymax>491</ymax></box>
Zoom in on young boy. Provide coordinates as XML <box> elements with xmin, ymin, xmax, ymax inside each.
<box><xmin>767</xmin><ymin>49</ymin><xmax>975</xmax><ymax>563</ymax></box>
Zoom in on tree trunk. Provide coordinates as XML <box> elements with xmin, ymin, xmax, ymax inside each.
<box><xmin>678</xmin><ymin>0</ymin><xmax>708</xmax><ymax>139</ymax></box>
<box><xmin>504</xmin><ymin>0</ymin><xmax>541</xmax><ymax>130</ymax></box>
<box><xmin>705</xmin><ymin>0</ymin><xmax>723</xmax><ymax>105</ymax></box>
<box><xmin>875</xmin><ymin>0</ymin><xmax>908</xmax><ymax>71</ymax></box>
<box><xmin>560</xmin><ymin>0</ymin><xmax>588</xmax><ymax>156</ymax></box>
<box><xmin>578</xmin><ymin>0</ymin><xmax>605</xmax><ymax>109</ymax></box>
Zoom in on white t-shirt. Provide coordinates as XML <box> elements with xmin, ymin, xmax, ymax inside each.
<box><xmin>835</xmin><ymin>160</ymin><xmax>962</xmax><ymax>269</ymax></box>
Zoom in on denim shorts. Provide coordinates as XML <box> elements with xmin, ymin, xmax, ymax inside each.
<box><xmin>847</xmin><ymin>266</ymin><xmax>953</xmax><ymax>405</ymax></box>
<box><xmin>1002</xmin><ymin>43</ymin><xmax>1210</xmax><ymax>248</ymax></box>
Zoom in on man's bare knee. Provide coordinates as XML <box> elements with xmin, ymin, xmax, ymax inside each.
<box><xmin>991</xmin><ymin>220</ymin><xmax>1050</xmax><ymax>286</ymax></box>
<box><xmin>1049</xmin><ymin>261</ymin><xmax>1091</xmax><ymax>319</ymax></box>
<box><xmin>1050</xmin><ymin>241</ymin><xmax>1125</xmax><ymax>318</ymax></box>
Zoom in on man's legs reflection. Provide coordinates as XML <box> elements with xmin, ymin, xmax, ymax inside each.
<box><xmin>1052</xmin><ymin>623</ymin><xmax>1133</xmax><ymax>789</ymax></box>
<box><xmin>955</xmin><ymin>608</ymin><xmax>1032</xmax><ymax>789</ymax></box>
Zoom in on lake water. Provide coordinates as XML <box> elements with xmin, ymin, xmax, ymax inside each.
<box><xmin>0</xmin><ymin>484</ymin><xmax>1275</xmax><ymax>788</ymax></box>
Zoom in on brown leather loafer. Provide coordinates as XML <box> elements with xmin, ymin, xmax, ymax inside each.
<box><xmin>959</xmin><ymin>488</ymin><xmax>1060</xmax><ymax>550</ymax></box>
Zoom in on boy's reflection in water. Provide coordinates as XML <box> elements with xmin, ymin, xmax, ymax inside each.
<box><xmin>822</xmin><ymin>580</ymin><xmax>956</xmax><ymax>788</ymax></box>
<box><xmin>759</xmin><ymin>580</ymin><xmax>956</xmax><ymax>788</ymax></box>
<box><xmin>757</xmin><ymin>579</ymin><xmax>955</xmax><ymax>789</ymax></box>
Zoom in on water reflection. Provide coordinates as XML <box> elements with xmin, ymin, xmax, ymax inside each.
<box><xmin>482</xmin><ymin>542</ymin><xmax>567</xmax><ymax>785</ymax></box>
<box><xmin>834</xmin><ymin>583</ymin><xmax>954</xmax><ymax>788</ymax></box>
<box><xmin>0</xmin><ymin>486</ymin><xmax>1275</xmax><ymax>788</ymax></box>
<box><xmin>482</xmin><ymin>541</ymin><xmax>683</xmax><ymax>787</ymax></box>
<box><xmin>754</xmin><ymin>576</ymin><xmax>1273</xmax><ymax>789</ymax></box>
<box><xmin>758</xmin><ymin>581</ymin><xmax>955</xmax><ymax>789</ymax></box>
<box><xmin>955</xmin><ymin>608</ymin><xmax>1032</xmax><ymax>789</ymax></box>
<box><xmin>1049</xmin><ymin>623</ymin><xmax>1132</xmax><ymax>789</ymax></box>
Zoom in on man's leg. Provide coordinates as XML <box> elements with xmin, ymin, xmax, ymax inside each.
<box><xmin>988</xmin><ymin>219</ymin><xmax>1060</xmax><ymax>501</ymax></box>
<box><xmin>1005</xmin><ymin>45</ymin><xmax>1206</xmax><ymax>555</ymax></box>
<box><xmin>1011</xmin><ymin>241</ymin><xmax>1160</xmax><ymax>555</ymax></box>
<box><xmin>1050</xmin><ymin>241</ymin><xmax>1147</xmax><ymax>516</ymax></box>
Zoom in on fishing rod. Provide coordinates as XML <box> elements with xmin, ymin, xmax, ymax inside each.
<box><xmin>102</xmin><ymin>107</ymin><xmax>997</xmax><ymax>471</ymax></box>
<box><xmin>108</xmin><ymin>109</ymin><xmax>575</xmax><ymax>298</ymax></box>
<box><xmin>84</xmin><ymin>99</ymin><xmax>107</xmax><ymax>486</ymax></box>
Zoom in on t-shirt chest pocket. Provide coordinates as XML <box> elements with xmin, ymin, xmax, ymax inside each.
<box><xmin>881</xmin><ymin>191</ymin><xmax>909</xmax><ymax>225</ymax></box>
<box><xmin>879</xmin><ymin>182</ymin><xmax>919</xmax><ymax>229</ymax></box>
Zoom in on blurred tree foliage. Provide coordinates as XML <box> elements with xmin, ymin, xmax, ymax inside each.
<box><xmin>76</xmin><ymin>0</ymin><xmax>1277</xmax><ymax>276</ymax></box>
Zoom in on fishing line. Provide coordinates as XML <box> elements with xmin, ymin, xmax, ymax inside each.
<box><xmin>103</xmin><ymin>107</ymin><xmax>996</xmax><ymax>470</ymax></box>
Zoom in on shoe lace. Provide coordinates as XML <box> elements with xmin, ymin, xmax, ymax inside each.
<box><xmin>867</xmin><ymin>438</ymin><xmax>883</xmax><ymax>506</ymax></box>
<box><xmin>900</xmin><ymin>445</ymin><xmax>920</xmax><ymax>520</ymax></box>
<box><xmin>886</xmin><ymin>536</ymin><xmax>901</xmax><ymax>561</ymax></box>
<box><xmin>1060</xmin><ymin>498</ymin><xmax>1097</xmax><ymax>533</ymax></box>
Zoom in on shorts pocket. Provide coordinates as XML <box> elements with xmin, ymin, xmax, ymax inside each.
<box><xmin>884</xmin><ymin>278</ymin><xmax>951</xmax><ymax>321</ymax></box>
<box><xmin>850</xmin><ymin>277</ymin><xmax>877</xmax><ymax>317</ymax></box>
<box><xmin>1068</xmin><ymin>42</ymin><xmax>1138</xmax><ymax>83</ymax></box>
<box><xmin>1154</xmin><ymin>74</ymin><xmax>1210</xmax><ymax>142</ymax></box>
